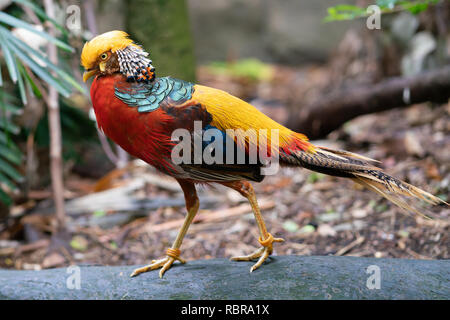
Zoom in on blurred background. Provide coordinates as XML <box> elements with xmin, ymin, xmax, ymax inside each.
<box><xmin>0</xmin><ymin>0</ymin><xmax>448</xmax><ymax>270</ymax></box>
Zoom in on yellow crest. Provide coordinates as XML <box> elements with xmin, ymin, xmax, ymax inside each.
<box><xmin>81</xmin><ymin>30</ymin><xmax>136</xmax><ymax>69</ymax></box>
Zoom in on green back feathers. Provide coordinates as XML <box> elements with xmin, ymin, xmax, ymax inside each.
<box><xmin>114</xmin><ymin>77</ymin><xmax>194</xmax><ymax>113</ymax></box>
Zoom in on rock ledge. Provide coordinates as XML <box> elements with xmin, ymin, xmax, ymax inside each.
<box><xmin>0</xmin><ymin>256</ymin><xmax>448</xmax><ymax>299</ymax></box>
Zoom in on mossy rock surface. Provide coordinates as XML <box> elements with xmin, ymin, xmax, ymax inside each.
<box><xmin>0</xmin><ymin>256</ymin><xmax>448</xmax><ymax>299</ymax></box>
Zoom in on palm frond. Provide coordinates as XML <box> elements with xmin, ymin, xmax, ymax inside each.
<box><xmin>0</xmin><ymin>5</ymin><xmax>85</xmax><ymax>206</ymax></box>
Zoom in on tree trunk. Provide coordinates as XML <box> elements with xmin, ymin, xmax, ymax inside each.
<box><xmin>286</xmin><ymin>65</ymin><xmax>450</xmax><ymax>139</ymax></box>
<box><xmin>126</xmin><ymin>0</ymin><xmax>196</xmax><ymax>82</ymax></box>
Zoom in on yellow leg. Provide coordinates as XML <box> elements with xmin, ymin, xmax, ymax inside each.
<box><xmin>222</xmin><ymin>181</ymin><xmax>284</xmax><ymax>272</ymax></box>
<box><xmin>130</xmin><ymin>180</ymin><xmax>199</xmax><ymax>278</ymax></box>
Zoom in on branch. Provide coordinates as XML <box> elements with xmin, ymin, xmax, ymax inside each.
<box><xmin>44</xmin><ymin>0</ymin><xmax>66</xmax><ymax>231</ymax></box>
<box><xmin>286</xmin><ymin>65</ymin><xmax>450</xmax><ymax>139</ymax></box>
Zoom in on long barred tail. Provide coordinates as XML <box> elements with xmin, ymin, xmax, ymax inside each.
<box><xmin>281</xmin><ymin>145</ymin><xmax>447</xmax><ymax>217</ymax></box>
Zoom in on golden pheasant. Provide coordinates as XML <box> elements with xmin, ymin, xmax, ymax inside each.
<box><xmin>81</xmin><ymin>31</ymin><xmax>446</xmax><ymax>278</ymax></box>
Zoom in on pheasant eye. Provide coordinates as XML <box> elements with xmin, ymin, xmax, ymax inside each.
<box><xmin>100</xmin><ymin>53</ymin><xmax>108</xmax><ymax>60</ymax></box>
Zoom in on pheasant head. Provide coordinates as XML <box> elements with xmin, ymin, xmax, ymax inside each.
<box><xmin>81</xmin><ymin>30</ymin><xmax>155</xmax><ymax>83</ymax></box>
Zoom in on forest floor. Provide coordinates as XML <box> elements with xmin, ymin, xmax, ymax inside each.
<box><xmin>0</xmin><ymin>63</ymin><xmax>449</xmax><ymax>271</ymax></box>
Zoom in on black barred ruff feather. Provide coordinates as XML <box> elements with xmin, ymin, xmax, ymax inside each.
<box><xmin>116</xmin><ymin>45</ymin><xmax>155</xmax><ymax>83</ymax></box>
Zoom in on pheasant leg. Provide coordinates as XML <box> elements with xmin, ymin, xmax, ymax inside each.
<box><xmin>222</xmin><ymin>181</ymin><xmax>284</xmax><ymax>272</ymax></box>
<box><xmin>130</xmin><ymin>180</ymin><xmax>198</xmax><ymax>278</ymax></box>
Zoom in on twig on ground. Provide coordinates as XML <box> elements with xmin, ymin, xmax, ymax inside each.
<box><xmin>335</xmin><ymin>236</ymin><xmax>365</xmax><ymax>256</ymax></box>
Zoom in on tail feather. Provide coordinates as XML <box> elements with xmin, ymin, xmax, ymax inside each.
<box><xmin>352</xmin><ymin>170</ymin><xmax>443</xmax><ymax>206</ymax></box>
<box><xmin>317</xmin><ymin>146</ymin><xmax>381</xmax><ymax>164</ymax></box>
<box><xmin>282</xmin><ymin>145</ymin><xmax>448</xmax><ymax>216</ymax></box>
<box><xmin>351</xmin><ymin>174</ymin><xmax>443</xmax><ymax>219</ymax></box>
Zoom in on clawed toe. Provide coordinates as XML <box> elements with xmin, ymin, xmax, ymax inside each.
<box><xmin>130</xmin><ymin>248</ymin><xmax>186</xmax><ymax>278</ymax></box>
<box><xmin>230</xmin><ymin>233</ymin><xmax>284</xmax><ymax>272</ymax></box>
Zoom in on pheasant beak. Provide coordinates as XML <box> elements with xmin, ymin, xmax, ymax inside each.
<box><xmin>83</xmin><ymin>68</ymin><xmax>99</xmax><ymax>82</ymax></box>
<box><xmin>99</xmin><ymin>61</ymin><xmax>106</xmax><ymax>72</ymax></box>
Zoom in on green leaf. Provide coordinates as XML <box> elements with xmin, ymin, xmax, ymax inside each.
<box><xmin>0</xmin><ymin>143</ymin><xmax>22</xmax><ymax>165</ymax></box>
<box><xmin>0</xmin><ymin>138</ymin><xmax>21</xmax><ymax>154</ymax></box>
<box><xmin>93</xmin><ymin>210</ymin><xmax>106</xmax><ymax>217</ymax></box>
<box><xmin>376</xmin><ymin>203</ymin><xmax>389</xmax><ymax>213</ymax></box>
<box><xmin>15</xmin><ymin>60</ymin><xmax>27</xmax><ymax>105</ymax></box>
<box><xmin>397</xmin><ymin>230</ymin><xmax>409</xmax><ymax>238</ymax></box>
<box><xmin>60</xmin><ymin>112</ymin><xmax>79</xmax><ymax>131</ymax></box>
<box><xmin>333</xmin><ymin>4</ymin><xmax>366</xmax><ymax>14</ymax></box>
<box><xmin>0</xmin><ymin>188</ymin><xmax>12</xmax><ymax>206</ymax></box>
<box><xmin>1</xmin><ymin>102</ymin><xmax>23</xmax><ymax>115</ymax></box>
<box><xmin>0</xmin><ymin>131</ymin><xmax>7</xmax><ymax>144</ymax></box>
<box><xmin>7</xmin><ymin>30</ymin><xmax>85</xmax><ymax>94</ymax></box>
<box><xmin>18</xmin><ymin>63</ymin><xmax>42</xmax><ymax>98</ymax></box>
<box><xmin>109</xmin><ymin>241</ymin><xmax>118</xmax><ymax>250</ymax></box>
<box><xmin>0</xmin><ymin>91</ymin><xmax>19</xmax><ymax>104</ymax></box>
<box><xmin>0</xmin><ymin>11</ymin><xmax>73</xmax><ymax>52</ymax></box>
<box><xmin>326</xmin><ymin>0</ymin><xmax>440</xmax><ymax>22</ymax></box>
<box><xmin>324</xmin><ymin>4</ymin><xmax>366</xmax><ymax>21</ymax></box>
<box><xmin>283</xmin><ymin>220</ymin><xmax>300</xmax><ymax>233</ymax></box>
<box><xmin>376</xmin><ymin>0</ymin><xmax>399</xmax><ymax>9</ymax></box>
<box><xmin>0</xmin><ymin>157</ymin><xmax>23</xmax><ymax>182</ymax></box>
<box><xmin>0</xmin><ymin>31</ymin><xmax>72</xmax><ymax>97</ymax></box>
<box><xmin>12</xmin><ymin>0</ymin><xmax>69</xmax><ymax>37</ymax></box>
<box><xmin>0</xmin><ymin>120</ymin><xmax>20</xmax><ymax>134</ymax></box>
<box><xmin>207</xmin><ymin>59</ymin><xmax>273</xmax><ymax>81</ymax></box>
<box><xmin>307</xmin><ymin>172</ymin><xmax>325</xmax><ymax>183</ymax></box>
<box><xmin>0</xmin><ymin>94</ymin><xmax>20</xmax><ymax>134</ymax></box>
<box><xmin>0</xmin><ymin>94</ymin><xmax>9</xmax><ymax>142</ymax></box>
<box><xmin>70</xmin><ymin>236</ymin><xmax>88</xmax><ymax>251</ymax></box>
<box><xmin>401</xmin><ymin>2</ymin><xmax>429</xmax><ymax>14</ymax></box>
<box><xmin>299</xmin><ymin>225</ymin><xmax>316</xmax><ymax>234</ymax></box>
<box><xmin>0</xmin><ymin>131</ymin><xmax>16</xmax><ymax>151</ymax></box>
<box><xmin>0</xmin><ymin>33</ymin><xmax>18</xmax><ymax>83</ymax></box>
<box><xmin>54</xmin><ymin>68</ymin><xmax>85</xmax><ymax>95</ymax></box>
<box><xmin>0</xmin><ymin>171</ymin><xmax>18</xmax><ymax>191</ymax></box>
